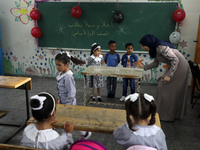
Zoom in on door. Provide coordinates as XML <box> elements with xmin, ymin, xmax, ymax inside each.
<box><xmin>194</xmin><ymin>16</ymin><xmax>200</xmax><ymax>63</ymax></box>
<box><xmin>191</xmin><ymin>16</ymin><xmax>200</xmax><ymax>103</ymax></box>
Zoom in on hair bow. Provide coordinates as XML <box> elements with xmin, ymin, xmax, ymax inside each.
<box><xmin>125</xmin><ymin>93</ymin><xmax>154</xmax><ymax>103</ymax></box>
<box><xmin>31</xmin><ymin>95</ymin><xmax>46</xmax><ymax>111</ymax></box>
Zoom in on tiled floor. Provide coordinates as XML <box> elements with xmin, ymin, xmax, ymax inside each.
<box><xmin>0</xmin><ymin>77</ymin><xmax>200</xmax><ymax>149</ymax></box>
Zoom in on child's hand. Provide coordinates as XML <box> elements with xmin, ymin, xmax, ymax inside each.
<box><xmin>51</xmin><ymin>119</ymin><xmax>58</xmax><ymax>129</ymax></box>
<box><xmin>64</xmin><ymin>121</ymin><xmax>74</xmax><ymax>133</ymax></box>
<box><xmin>57</xmin><ymin>99</ymin><xmax>60</xmax><ymax>104</ymax></box>
<box><xmin>162</xmin><ymin>76</ymin><xmax>170</xmax><ymax>82</ymax></box>
<box><xmin>133</xmin><ymin>60</ymin><xmax>144</xmax><ymax>69</ymax></box>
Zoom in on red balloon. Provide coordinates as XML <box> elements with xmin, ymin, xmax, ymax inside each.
<box><xmin>71</xmin><ymin>6</ymin><xmax>82</xmax><ymax>18</ymax></box>
<box><xmin>30</xmin><ymin>9</ymin><xmax>40</xmax><ymax>20</ymax></box>
<box><xmin>31</xmin><ymin>27</ymin><xmax>42</xmax><ymax>38</ymax></box>
<box><xmin>172</xmin><ymin>8</ymin><xmax>186</xmax><ymax>22</ymax></box>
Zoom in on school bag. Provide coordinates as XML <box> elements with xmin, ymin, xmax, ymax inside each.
<box><xmin>70</xmin><ymin>139</ymin><xmax>107</xmax><ymax>150</ymax></box>
<box><xmin>126</xmin><ymin>145</ymin><xmax>157</xmax><ymax>150</ymax></box>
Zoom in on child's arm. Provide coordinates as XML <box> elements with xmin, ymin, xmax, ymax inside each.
<box><xmin>156</xmin><ymin>129</ymin><xmax>168</xmax><ymax>150</ymax></box>
<box><xmin>101</xmin><ymin>54</ymin><xmax>105</xmax><ymax>65</ymax></box>
<box><xmin>121</xmin><ymin>55</ymin><xmax>124</xmax><ymax>66</ymax></box>
<box><xmin>47</xmin><ymin>121</ymin><xmax>74</xmax><ymax>150</ymax></box>
<box><xmin>87</xmin><ymin>56</ymin><xmax>92</xmax><ymax>66</ymax></box>
<box><xmin>64</xmin><ymin>75</ymin><xmax>76</xmax><ymax>104</ymax></box>
<box><xmin>113</xmin><ymin>124</ymin><xmax>131</xmax><ymax>146</ymax></box>
<box><xmin>134</xmin><ymin>54</ymin><xmax>138</xmax><ymax>62</ymax></box>
<box><xmin>104</xmin><ymin>53</ymin><xmax>108</xmax><ymax>64</ymax></box>
<box><xmin>117</xmin><ymin>53</ymin><xmax>120</xmax><ymax>64</ymax></box>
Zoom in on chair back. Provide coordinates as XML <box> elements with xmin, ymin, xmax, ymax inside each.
<box><xmin>188</xmin><ymin>60</ymin><xmax>200</xmax><ymax>90</ymax></box>
<box><xmin>126</xmin><ymin>145</ymin><xmax>157</xmax><ymax>150</ymax></box>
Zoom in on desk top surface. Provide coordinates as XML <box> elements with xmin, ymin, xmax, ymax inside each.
<box><xmin>81</xmin><ymin>66</ymin><xmax>143</xmax><ymax>78</ymax></box>
<box><xmin>0</xmin><ymin>76</ymin><xmax>31</xmax><ymax>89</ymax></box>
<box><xmin>27</xmin><ymin>104</ymin><xmax>161</xmax><ymax>134</ymax></box>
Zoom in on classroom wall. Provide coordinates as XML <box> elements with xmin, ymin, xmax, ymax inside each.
<box><xmin>0</xmin><ymin>0</ymin><xmax>199</xmax><ymax>83</ymax></box>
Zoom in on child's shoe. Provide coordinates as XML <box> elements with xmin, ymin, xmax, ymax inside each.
<box><xmin>120</xmin><ymin>96</ymin><xmax>125</xmax><ymax>102</ymax></box>
<box><xmin>81</xmin><ymin>131</ymin><xmax>92</xmax><ymax>139</ymax></box>
<box><xmin>97</xmin><ymin>96</ymin><xmax>102</xmax><ymax>102</ymax></box>
<box><xmin>90</xmin><ymin>96</ymin><xmax>96</xmax><ymax>101</ymax></box>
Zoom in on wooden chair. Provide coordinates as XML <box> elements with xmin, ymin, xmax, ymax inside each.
<box><xmin>188</xmin><ymin>60</ymin><xmax>200</xmax><ymax>117</ymax></box>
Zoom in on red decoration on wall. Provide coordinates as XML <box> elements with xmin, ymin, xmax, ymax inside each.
<box><xmin>30</xmin><ymin>9</ymin><xmax>41</xmax><ymax>20</ymax></box>
<box><xmin>71</xmin><ymin>6</ymin><xmax>82</xmax><ymax>18</ymax></box>
<box><xmin>172</xmin><ymin>8</ymin><xmax>186</xmax><ymax>22</ymax></box>
<box><xmin>31</xmin><ymin>27</ymin><xmax>42</xmax><ymax>38</ymax></box>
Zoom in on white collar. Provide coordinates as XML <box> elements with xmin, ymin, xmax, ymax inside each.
<box><xmin>125</xmin><ymin>123</ymin><xmax>160</xmax><ymax>137</ymax></box>
<box><xmin>56</xmin><ymin>70</ymin><xmax>73</xmax><ymax>81</ymax></box>
<box><xmin>25</xmin><ymin>124</ymin><xmax>59</xmax><ymax>142</ymax></box>
<box><xmin>91</xmin><ymin>54</ymin><xmax>103</xmax><ymax>62</ymax></box>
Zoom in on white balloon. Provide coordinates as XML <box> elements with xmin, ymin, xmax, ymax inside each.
<box><xmin>169</xmin><ymin>32</ymin><xmax>181</xmax><ymax>44</ymax></box>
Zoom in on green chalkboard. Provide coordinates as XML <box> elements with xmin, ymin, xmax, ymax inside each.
<box><xmin>37</xmin><ymin>2</ymin><xmax>178</xmax><ymax>51</ymax></box>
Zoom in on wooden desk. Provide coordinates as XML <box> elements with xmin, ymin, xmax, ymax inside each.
<box><xmin>0</xmin><ymin>144</ymin><xmax>43</xmax><ymax>150</ymax></box>
<box><xmin>0</xmin><ymin>76</ymin><xmax>32</xmax><ymax>143</ymax></box>
<box><xmin>81</xmin><ymin>66</ymin><xmax>143</xmax><ymax>106</ymax></box>
<box><xmin>27</xmin><ymin>105</ymin><xmax>161</xmax><ymax>134</ymax></box>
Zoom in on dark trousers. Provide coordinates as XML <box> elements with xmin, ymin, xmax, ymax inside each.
<box><xmin>107</xmin><ymin>77</ymin><xmax>117</xmax><ymax>97</ymax></box>
<box><xmin>123</xmin><ymin>78</ymin><xmax>135</xmax><ymax>96</ymax></box>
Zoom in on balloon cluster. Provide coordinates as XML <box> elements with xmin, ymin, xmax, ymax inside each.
<box><xmin>113</xmin><ymin>10</ymin><xmax>124</xmax><ymax>23</ymax></box>
<box><xmin>30</xmin><ymin>8</ymin><xmax>42</xmax><ymax>38</ymax></box>
<box><xmin>71</xmin><ymin>6</ymin><xmax>82</xmax><ymax>18</ymax></box>
<box><xmin>169</xmin><ymin>8</ymin><xmax>186</xmax><ymax>44</ymax></box>
<box><xmin>172</xmin><ymin>8</ymin><xmax>186</xmax><ymax>23</ymax></box>
<box><xmin>169</xmin><ymin>31</ymin><xmax>181</xmax><ymax>44</ymax></box>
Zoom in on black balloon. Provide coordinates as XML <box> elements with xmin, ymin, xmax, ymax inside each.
<box><xmin>113</xmin><ymin>10</ymin><xmax>124</xmax><ymax>23</ymax></box>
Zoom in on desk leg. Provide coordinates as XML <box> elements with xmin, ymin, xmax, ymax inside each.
<box><xmin>25</xmin><ymin>83</ymin><xmax>30</xmax><ymax>121</ymax></box>
<box><xmin>84</xmin><ymin>75</ymin><xmax>87</xmax><ymax>106</ymax></box>
<box><xmin>136</xmin><ymin>78</ymin><xmax>141</xmax><ymax>93</ymax></box>
<box><xmin>0</xmin><ymin>83</ymin><xmax>30</xmax><ymax>143</ymax></box>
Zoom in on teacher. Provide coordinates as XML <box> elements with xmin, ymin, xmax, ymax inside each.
<box><xmin>134</xmin><ymin>34</ymin><xmax>189</xmax><ymax>121</ymax></box>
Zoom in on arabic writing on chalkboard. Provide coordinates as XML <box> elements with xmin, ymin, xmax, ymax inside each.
<box><xmin>67</xmin><ymin>20</ymin><xmax>113</xmax><ymax>37</ymax></box>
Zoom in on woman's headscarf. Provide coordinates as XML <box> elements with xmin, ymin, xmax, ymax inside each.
<box><xmin>139</xmin><ymin>34</ymin><xmax>175</xmax><ymax>58</ymax></box>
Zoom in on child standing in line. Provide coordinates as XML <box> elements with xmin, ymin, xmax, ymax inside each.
<box><xmin>55</xmin><ymin>51</ymin><xmax>91</xmax><ymax>139</ymax></box>
<box><xmin>104</xmin><ymin>40</ymin><xmax>120</xmax><ymax>98</ymax></box>
<box><xmin>120</xmin><ymin>43</ymin><xmax>138</xmax><ymax>102</ymax></box>
<box><xmin>87</xmin><ymin>43</ymin><xmax>104</xmax><ymax>102</ymax></box>
<box><xmin>21</xmin><ymin>92</ymin><xmax>74</xmax><ymax>150</ymax></box>
<box><xmin>113</xmin><ymin>93</ymin><xmax>167</xmax><ymax>150</ymax></box>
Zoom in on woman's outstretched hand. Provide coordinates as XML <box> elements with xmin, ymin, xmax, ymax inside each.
<box><xmin>133</xmin><ymin>60</ymin><xmax>144</xmax><ymax>69</ymax></box>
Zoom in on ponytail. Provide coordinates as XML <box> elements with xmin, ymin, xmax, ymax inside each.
<box><xmin>125</xmin><ymin>100</ymin><xmax>136</xmax><ymax>131</ymax></box>
<box><xmin>70</xmin><ymin>56</ymin><xmax>85</xmax><ymax>65</ymax></box>
<box><xmin>148</xmin><ymin>100</ymin><xmax>156</xmax><ymax>125</ymax></box>
<box><xmin>55</xmin><ymin>52</ymin><xmax>85</xmax><ymax>65</ymax></box>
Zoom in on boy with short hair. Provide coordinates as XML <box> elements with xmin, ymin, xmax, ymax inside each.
<box><xmin>120</xmin><ymin>42</ymin><xmax>138</xmax><ymax>101</ymax></box>
<box><xmin>104</xmin><ymin>40</ymin><xmax>120</xmax><ymax>98</ymax></box>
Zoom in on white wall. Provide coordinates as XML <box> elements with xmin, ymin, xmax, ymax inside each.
<box><xmin>0</xmin><ymin>0</ymin><xmax>199</xmax><ymax>83</ymax></box>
